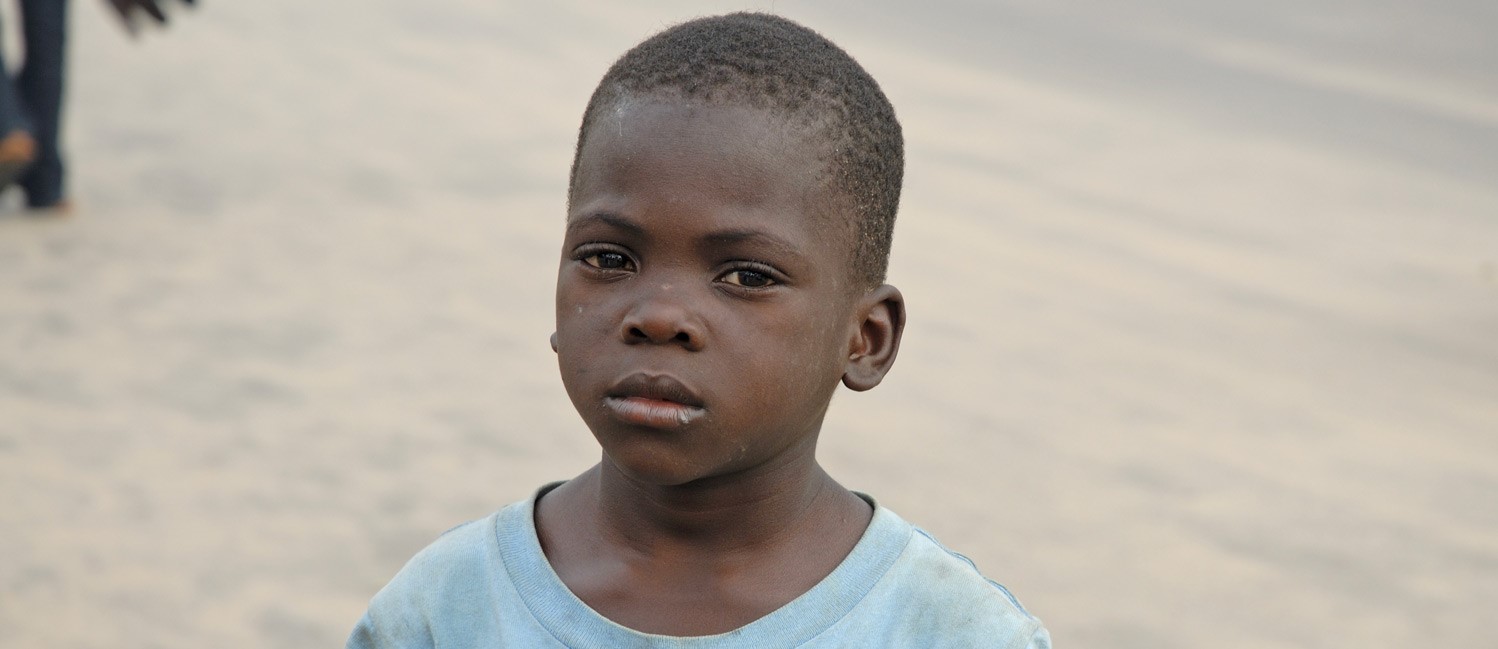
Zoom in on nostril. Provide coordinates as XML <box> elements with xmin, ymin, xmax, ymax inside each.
<box><xmin>629</xmin><ymin>327</ymin><xmax>647</xmax><ymax>340</ymax></box>
<box><xmin>674</xmin><ymin>332</ymin><xmax>691</xmax><ymax>343</ymax></box>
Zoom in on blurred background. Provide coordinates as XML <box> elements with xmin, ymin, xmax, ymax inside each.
<box><xmin>1</xmin><ymin>1</ymin><xmax>1494</xmax><ymax>647</ymax></box>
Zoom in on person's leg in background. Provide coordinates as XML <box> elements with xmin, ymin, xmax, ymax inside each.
<box><xmin>16</xmin><ymin>0</ymin><xmax>67</xmax><ymax>209</ymax></box>
<box><xmin>0</xmin><ymin>5</ymin><xmax>38</xmax><ymax>189</ymax></box>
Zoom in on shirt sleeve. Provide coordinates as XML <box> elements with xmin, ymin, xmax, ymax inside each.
<box><xmin>344</xmin><ymin>612</ymin><xmax>381</xmax><ymax>649</ymax></box>
<box><xmin>1022</xmin><ymin>625</ymin><xmax>1053</xmax><ymax>649</ymax></box>
<box><xmin>344</xmin><ymin>601</ymin><xmax>435</xmax><ymax>649</ymax></box>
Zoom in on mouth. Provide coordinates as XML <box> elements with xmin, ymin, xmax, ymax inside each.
<box><xmin>604</xmin><ymin>373</ymin><xmax>706</xmax><ymax>429</ymax></box>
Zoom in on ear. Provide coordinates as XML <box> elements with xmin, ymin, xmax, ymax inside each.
<box><xmin>842</xmin><ymin>284</ymin><xmax>905</xmax><ymax>392</ymax></box>
<box><xmin>550</xmin><ymin>332</ymin><xmax>559</xmax><ymax>353</ymax></box>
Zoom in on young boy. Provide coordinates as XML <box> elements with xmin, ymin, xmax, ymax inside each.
<box><xmin>348</xmin><ymin>13</ymin><xmax>1049</xmax><ymax>648</ymax></box>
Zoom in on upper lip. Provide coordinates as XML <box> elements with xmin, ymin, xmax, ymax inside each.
<box><xmin>607</xmin><ymin>373</ymin><xmax>705</xmax><ymax>408</ymax></box>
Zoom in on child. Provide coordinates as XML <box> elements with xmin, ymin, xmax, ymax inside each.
<box><xmin>348</xmin><ymin>13</ymin><xmax>1049</xmax><ymax>648</ymax></box>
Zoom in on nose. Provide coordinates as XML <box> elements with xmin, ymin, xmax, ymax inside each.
<box><xmin>620</xmin><ymin>285</ymin><xmax>704</xmax><ymax>350</ymax></box>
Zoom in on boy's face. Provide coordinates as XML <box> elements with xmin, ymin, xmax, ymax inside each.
<box><xmin>556</xmin><ymin>99</ymin><xmax>862</xmax><ymax>487</ymax></box>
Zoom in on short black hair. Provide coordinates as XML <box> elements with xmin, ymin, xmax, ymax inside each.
<box><xmin>568</xmin><ymin>12</ymin><xmax>904</xmax><ymax>288</ymax></box>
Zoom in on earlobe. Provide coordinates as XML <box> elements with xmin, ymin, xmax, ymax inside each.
<box><xmin>842</xmin><ymin>284</ymin><xmax>905</xmax><ymax>392</ymax></box>
<box><xmin>550</xmin><ymin>332</ymin><xmax>559</xmax><ymax>353</ymax></box>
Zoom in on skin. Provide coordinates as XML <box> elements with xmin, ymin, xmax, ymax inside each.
<box><xmin>106</xmin><ymin>0</ymin><xmax>196</xmax><ymax>34</ymax></box>
<box><xmin>539</xmin><ymin>97</ymin><xmax>905</xmax><ymax>636</ymax></box>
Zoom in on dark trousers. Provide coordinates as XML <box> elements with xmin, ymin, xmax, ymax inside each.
<box><xmin>0</xmin><ymin>0</ymin><xmax>67</xmax><ymax>207</ymax></box>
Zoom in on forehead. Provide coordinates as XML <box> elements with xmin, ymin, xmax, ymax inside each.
<box><xmin>577</xmin><ymin>98</ymin><xmax>833</xmax><ymax>206</ymax></box>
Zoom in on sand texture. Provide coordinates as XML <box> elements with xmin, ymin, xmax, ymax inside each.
<box><xmin>1</xmin><ymin>1</ymin><xmax>1495</xmax><ymax>647</ymax></box>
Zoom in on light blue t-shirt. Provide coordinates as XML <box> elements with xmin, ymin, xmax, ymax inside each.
<box><xmin>348</xmin><ymin>487</ymin><xmax>1049</xmax><ymax>648</ymax></box>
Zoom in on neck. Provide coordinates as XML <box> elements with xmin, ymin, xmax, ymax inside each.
<box><xmin>534</xmin><ymin>440</ymin><xmax>876</xmax><ymax>636</ymax></box>
<box><xmin>608</xmin><ymin>459</ymin><xmax>836</xmax><ymax>550</ymax></box>
<box><xmin>545</xmin><ymin>434</ymin><xmax>863</xmax><ymax>558</ymax></box>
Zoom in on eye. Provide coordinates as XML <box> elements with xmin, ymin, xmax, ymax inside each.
<box><xmin>720</xmin><ymin>267</ymin><xmax>777</xmax><ymax>288</ymax></box>
<box><xmin>581</xmin><ymin>250</ymin><xmax>634</xmax><ymax>271</ymax></box>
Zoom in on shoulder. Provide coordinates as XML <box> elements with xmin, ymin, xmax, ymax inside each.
<box><xmin>346</xmin><ymin>512</ymin><xmax>504</xmax><ymax>649</ymax></box>
<box><xmin>382</xmin><ymin>514</ymin><xmax>501</xmax><ymax>603</ymax></box>
<box><xmin>843</xmin><ymin>508</ymin><xmax>1050</xmax><ymax>648</ymax></box>
<box><xmin>899</xmin><ymin>525</ymin><xmax>1040</xmax><ymax>619</ymax></box>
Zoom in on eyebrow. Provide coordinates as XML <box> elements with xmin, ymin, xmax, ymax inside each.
<box><xmin>566</xmin><ymin>212</ymin><xmax>643</xmax><ymax>236</ymax></box>
<box><xmin>566</xmin><ymin>213</ymin><xmax>805</xmax><ymax>260</ymax></box>
<box><xmin>699</xmin><ymin>229</ymin><xmax>802</xmax><ymax>258</ymax></box>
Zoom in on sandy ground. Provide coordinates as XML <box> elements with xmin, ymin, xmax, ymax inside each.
<box><xmin>1</xmin><ymin>1</ymin><xmax>1494</xmax><ymax>647</ymax></box>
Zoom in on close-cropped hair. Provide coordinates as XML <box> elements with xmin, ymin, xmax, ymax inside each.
<box><xmin>568</xmin><ymin>12</ymin><xmax>904</xmax><ymax>288</ymax></box>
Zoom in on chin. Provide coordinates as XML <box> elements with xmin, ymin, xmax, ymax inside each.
<box><xmin>600</xmin><ymin>445</ymin><xmax>723</xmax><ymax>488</ymax></box>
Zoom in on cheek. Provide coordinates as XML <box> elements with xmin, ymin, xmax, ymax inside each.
<box><xmin>555</xmin><ymin>280</ymin><xmax>607</xmax><ymax>387</ymax></box>
<box><xmin>554</xmin><ymin>272</ymin><xmax>582</xmax><ymax>323</ymax></box>
<box><xmin>756</xmin><ymin>309</ymin><xmax>851</xmax><ymax>398</ymax></box>
<box><xmin>555</xmin><ymin>276</ymin><xmax>612</xmax><ymax>339</ymax></box>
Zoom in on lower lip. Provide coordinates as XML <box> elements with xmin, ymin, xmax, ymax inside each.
<box><xmin>604</xmin><ymin>396</ymin><xmax>705</xmax><ymax>428</ymax></box>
